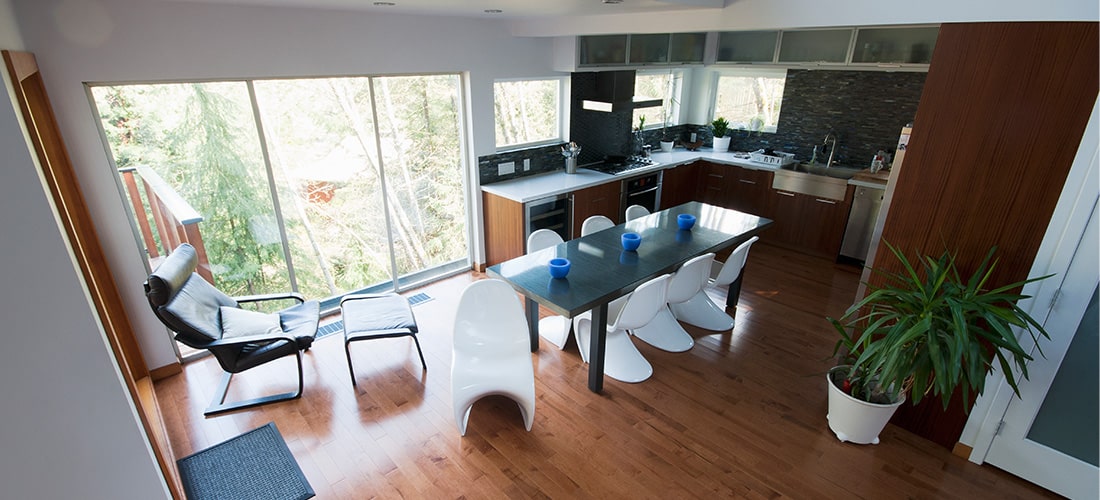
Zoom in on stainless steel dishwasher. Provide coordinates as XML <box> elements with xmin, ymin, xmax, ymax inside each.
<box><xmin>839</xmin><ymin>185</ymin><xmax>885</xmax><ymax>262</ymax></box>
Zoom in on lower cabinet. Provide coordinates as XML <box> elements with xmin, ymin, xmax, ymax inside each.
<box><xmin>697</xmin><ymin>160</ymin><xmax>773</xmax><ymax>217</ymax></box>
<box><xmin>770</xmin><ymin>187</ymin><xmax>853</xmax><ymax>258</ymax></box>
<box><xmin>482</xmin><ymin>192</ymin><xmax>525</xmax><ymax>267</ymax></box>
<box><xmin>572</xmin><ymin>181</ymin><xmax>621</xmax><ymax>237</ymax></box>
<box><xmin>660</xmin><ymin>161</ymin><xmax>700</xmax><ymax>209</ymax></box>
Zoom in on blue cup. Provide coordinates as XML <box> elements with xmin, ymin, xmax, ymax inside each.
<box><xmin>621</xmin><ymin>232</ymin><xmax>641</xmax><ymax>251</ymax></box>
<box><xmin>548</xmin><ymin>258</ymin><xmax>571</xmax><ymax>279</ymax></box>
<box><xmin>677</xmin><ymin>214</ymin><xmax>697</xmax><ymax>230</ymax></box>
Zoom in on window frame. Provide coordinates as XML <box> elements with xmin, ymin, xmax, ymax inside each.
<box><xmin>493</xmin><ymin>76</ymin><xmax>568</xmax><ymax>152</ymax></box>
<box><xmin>633</xmin><ymin>69</ymin><xmax>685</xmax><ymax>131</ymax></box>
<box><xmin>711</xmin><ymin>67</ymin><xmax>788</xmax><ymax>134</ymax></box>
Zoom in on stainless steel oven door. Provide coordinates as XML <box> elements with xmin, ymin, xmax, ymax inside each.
<box><xmin>620</xmin><ymin>171</ymin><xmax>662</xmax><ymax>220</ymax></box>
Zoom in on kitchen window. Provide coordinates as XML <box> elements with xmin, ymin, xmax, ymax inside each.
<box><xmin>633</xmin><ymin>69</ymin><xmax>683</xmax><ymax>130</ymax></box>
<box><xmin>713</xmin><ymin>68</ymin><xmax>787</xmax><ymax>133</ymax></box>
<box><xmin>494</xmin><ymin>77</ymin><xmax>566</xmax><ymax>150</ymax></box>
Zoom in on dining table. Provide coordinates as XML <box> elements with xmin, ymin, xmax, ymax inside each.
<box><xmin>486</xmin><ymin>201</ymin><xmax>773</xmax><ymax>392</ymax></box>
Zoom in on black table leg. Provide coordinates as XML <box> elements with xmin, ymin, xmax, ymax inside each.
<box><xmin>587</xmin><ymin>303</ymin><xmax>608</xmax><ymax>393</ymax></box>
<box><xmin>525</xmin><ymin>296</ymin><xmax>539</xmax><ymax>352</ymax></box>
<box><xmin>725</xmin><ymin>272</ymin><xmax>744</xmax><ymax>310</ymax></box>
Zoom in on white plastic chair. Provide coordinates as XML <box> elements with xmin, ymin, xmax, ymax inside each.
<box><xmin>580</xmin><ymin>215</ymin><xmax>615</xmax><ymax>236</ymax></box>
<box><xmin>572</xmin><ymin>274</ymin><xmax>670</xmax><ymax>383</ymax></box>
<box><xmin>451</xmin><ymin>279</ymin><xmax>536</xmax><ymax>436</ymax></box>
<box><xmin>671</xmin><ymin>236</ymin><xmax>759</xmax><ymax>331</ymax></box>
<box><xmin>624</xmin><ymin>204</ymin><xmax>650</xmax><ymax>222</ymax></box>
<box><xmin>526</xmin><ymin>229</ymin><xmax>571</xmax><ymax>350</ymax></box>
<box><xmin>631</xmin><ymin>253</ymin><xmax>713</xmax><ymax>352</ymax></box>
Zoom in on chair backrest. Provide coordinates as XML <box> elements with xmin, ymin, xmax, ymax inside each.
<box><xmin>581</xmin><ymin>215</ymin><xmax>615</xmax><ymax>236</ymax></box>
<box><xmin>527</xmin><ymin>229</ymin><xmax>564</xmax><ymax>254</ymax></box>
<box><xmin>453</xmin><ymin>279</ymin><xmax>530</xmax><ymax>358</ymax></box>
<box><xmin>609</xmin><ymin>274</ymin><xmax>670</xmax><ymax>332</ymax></box>
<box><xmin>624</xmin><ymin>204</ymin><xmax>650</xmax><ymax>222</ymax></box>
<box><xmin>668</xmin><ymin>253</ymin><xmax>714</xmax><ymax>303</ymax></box>
<box><xmin>714</xmin><ymin>236</ymin><xmax>760</xmax><ymax>286</ymax></box>
<box><xmin>144</xmin><ymin>243</ymin><xmax>237</xmax><ymax>347</ymax></box>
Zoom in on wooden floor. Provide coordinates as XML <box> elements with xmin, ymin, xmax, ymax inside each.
<box><xmin>155</xmin><ymin>243</ymin><xmax>1055</xmax><ymax>499</ymax></box>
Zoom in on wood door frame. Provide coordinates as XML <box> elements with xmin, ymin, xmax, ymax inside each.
<box><xmin>2</xmin><ymin>50</ymin><xmax>181</xmax><ymax>500</ymax></box>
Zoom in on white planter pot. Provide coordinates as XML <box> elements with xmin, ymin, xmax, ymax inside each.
<box><xmin>659</xmin><ymin>141</ymin><xmax>674</xmax><ymax>152</ymax></box>
<box><xmin>713</xmin><ymin>136</ymin><xmax>731</xmax><ymax>152</ymax></box>
<box><xmin>826</xmin><ymin>366</ymin><xmax>905</xmax><ymax>445</ymax></box>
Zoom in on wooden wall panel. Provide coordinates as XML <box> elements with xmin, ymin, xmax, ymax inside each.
<box><xmin>482</xmin><ymin>192</ymin><xmax>525</xmax><ymax>266</ymax></box>
<box><xmin>870</xmin><ymin>22</ymin><xmax>1098</xmax><ymax>449</ymax></box>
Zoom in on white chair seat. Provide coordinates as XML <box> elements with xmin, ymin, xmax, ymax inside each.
<box><xmin>451</xmin><ymin>279</ymin><xmax>536</xmax><ymax>436</ymax></box>
<box><xmin>631</xmin><ymin>253</ymin><xmax>713</xmax><ymax>352</ymax></box>
<box><xmin>571</xmin><ymin>275</ymin><xmax>669</xmax><ymax>384</ymax></box>
<box><xmin>581</xmin><ymin>215</ymin><xmax>615</xmax><ymax>236</ymax></box>
<box><xmin>527</xmin><ymin>228</ymin><xmax>571</xmax><ymax>350</ymax></box>
<box><xmin>672</xmin><ymin>237</ymin><xmax>758</xmax><ymax>331</ymax></box>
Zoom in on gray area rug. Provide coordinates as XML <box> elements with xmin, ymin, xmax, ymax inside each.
<box><xmin>176</xmin><ymin>422</ymin><xmax>314</xmax><ymax>500</ymax></box>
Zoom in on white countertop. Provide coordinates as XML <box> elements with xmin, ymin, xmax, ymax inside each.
<box><xmin>481</xmin><ymin>148</ymin><xmax>881</xmax><ymax>203</ymax></box>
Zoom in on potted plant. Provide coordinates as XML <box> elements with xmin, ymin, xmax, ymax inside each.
<box><xmin>826</xmin><ymin>242</ymin><xmax>1050</xmax><ymax>444</ymax></box>
<box><xmin>711</xmin><ymin>117</ymin><xmax>731</xmax><ymax>152</ymax></box>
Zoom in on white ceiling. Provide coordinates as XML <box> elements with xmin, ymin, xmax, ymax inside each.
<box><xmin>163</xmin><ymin>0</ymin><xmax>728</xmax><ymax>19</ymax></box>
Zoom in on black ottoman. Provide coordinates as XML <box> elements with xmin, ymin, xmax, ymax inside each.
<box><xmin>340</xmin><ymin>293</ymin><xmax>426</xmax><ymax>386</ymax></box>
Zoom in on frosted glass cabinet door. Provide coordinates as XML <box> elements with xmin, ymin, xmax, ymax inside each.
<box><xmin>630</xmin><ymin>34</ymin><xmax>670</xmax><ymax>64</ymax></box>
<box><xmin>669</xmin><ymin>32</ymin><xmax>707</xmax><ymax>63</ymax></box>
<box><xmin>778</xmin><ymin>29</ymin><xmax>853</xmax><ymax>63</ymax></box>
<box><xmin>851</xmin><ymin>27</ymin><xmax>939</xmax><ymax>65</ymax></box>
<box><xmin>716</xmin><ymin>31</ymin><xmax>779</xmax><ymax>63</ymax></box>
<box><xmin>580</xmin><ymin>35</ymin><xmax>628</xmax><ymax>66</ymax></box>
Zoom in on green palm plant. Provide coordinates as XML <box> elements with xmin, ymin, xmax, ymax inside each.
<box><xmin>829</xmin><ymin>242</ymin><xmax>1051</xmax><ymax>409</ymax></box>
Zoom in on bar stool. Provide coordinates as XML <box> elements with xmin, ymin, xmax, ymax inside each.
<box><xmin>341</xmin><ymin>293</ymin><xmax>426</xmax><ymax>386</ymax></box>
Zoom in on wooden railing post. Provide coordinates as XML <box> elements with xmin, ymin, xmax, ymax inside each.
<box><xmin>119</xmin><ymin>167</ymin><xmax>159</xmax><ymax>258</ymax></box>
<box><xmin>129</xmin><ymin>166</ymin><xmax>213</xmax><ymax>284</ymax></box>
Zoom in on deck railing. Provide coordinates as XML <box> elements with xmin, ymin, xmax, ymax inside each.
<box><xmin>120</xmin><ymin>166</ymin><xmax>212</xmax><ymax>282</ymax></box>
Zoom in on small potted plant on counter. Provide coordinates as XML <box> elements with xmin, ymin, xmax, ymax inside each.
<box><xmin>826</xmin><ymin>242</ymin><xmax>1050</xmax><ymax>445</ymax></box>
<box><xmin>711</xmin><ymin>117</ymin><xmax>731</xmax><ymax>152</ymax></box>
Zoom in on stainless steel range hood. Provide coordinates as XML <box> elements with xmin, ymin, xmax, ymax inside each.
<box><xmin>579</xmin><ymin>70</ymin><xmax>663</xmax><ymax>112</ymax></box>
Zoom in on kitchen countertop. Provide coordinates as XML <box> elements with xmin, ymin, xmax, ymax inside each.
<box><xmin>481</xmin><ymin>148</ymin><xmax>883</xmax><ymax>203</ymax></box>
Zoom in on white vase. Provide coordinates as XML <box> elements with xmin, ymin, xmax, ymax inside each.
<box><xmin>713</xmin><ymin>136</ymin><xmax>731</xmax><ymax>152</ymax></box>
<box><xmin>826</xmin><ymin>366</ymin><xmax>905</xmax><ymax>445</ymax></box>
<box><xmin>659</xmin><ymin>141</ymin><xmax>674</xmax><ymax>152</ymax></box>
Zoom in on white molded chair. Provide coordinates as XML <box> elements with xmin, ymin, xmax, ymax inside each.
<box><xmin>580</xmin><ymin>215</ymin><xmax>615</xmax><ymax>236</ymax></box>
<box><xmin>451</xmin><ymin>279</ymin><xmax>536</xmax><ymax>436</ymax></box>
<box><xmin>526</xmin><ymin>229</ymin><xmax>571</xmax><ymax>350</ymax></box>
<box><xmin>671</xmin><ymin>236</ymin><xmax>759</xmax><ymax>331</ymax></box>
<box><xmin>624</xmin><ymin>204</ymin><xmax>650</xmax><ymax>221</ymax></box>
<box><xmin>631</xmin><ymin>253</ymin><xmax>713</xmax><ymax>352</ymax></box>
<box><xmin>572</xmin><ymin>274</ymin><xmax>670</xmax><ymax>383</ymax></box>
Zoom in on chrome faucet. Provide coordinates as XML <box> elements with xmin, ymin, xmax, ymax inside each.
<box><xmin>820</xmin><ymin>132</ymin><xmax>837</xmax><ymax>168</ymax></box>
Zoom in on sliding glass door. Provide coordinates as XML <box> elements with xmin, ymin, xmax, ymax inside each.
<box><xmin>92</xmin><ymin>74</ymin><xmax>469</xmax><ymax>353</ymax></box>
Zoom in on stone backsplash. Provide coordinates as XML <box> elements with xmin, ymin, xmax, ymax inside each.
<box><xmin>477</xmin><ymin>144</ymin><xmax>567</xmax><ymax>185</ymax></box>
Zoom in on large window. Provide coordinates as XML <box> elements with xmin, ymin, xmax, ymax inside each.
<box><xmin>632</xmin><ymin>70</ymin><xmax>683</xmax><ymax>130</ymax></box>
<box><xmin>92</xmin><ymin>75</ymin><xmax>469</xmax><ymax>334</ymax></box>
<box><xmin>494</xmin><ymin>78</ymin><xmax>565</xmax><ymax>150</ymax></box>
<box><xmin>713</xmin><ymin>68</ymin><xmax>787</xmax><ymax>133</ymax></box>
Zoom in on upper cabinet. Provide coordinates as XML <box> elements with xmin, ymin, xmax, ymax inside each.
<box><xmin>777</xmin><ymin>29</ymin><xmax>854</xmax><ymax>64</ymax></box>
<box><xmin>716</xmin><ymin>31</ymin><xmax>779</xmax><ymax>63</ymax></box>
<box><xmin>577</xmin><ymin>33</ymin><xmax>707</xmax><ymax>68</ymax></box>
<box><xmin>850</xmin><ymin>26</ymin><xmax>939</xmax><ymax>65</ymax></box>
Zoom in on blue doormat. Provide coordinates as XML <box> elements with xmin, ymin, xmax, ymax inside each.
<box><xmin>176</xmin><ymin>422</ymin><xmax>314</xmax><ymax>500</ymax></box>
<box><xmin>317</xmin><ymin>293</ymin><xmax>432</xmax><ymax>339</ymax></box>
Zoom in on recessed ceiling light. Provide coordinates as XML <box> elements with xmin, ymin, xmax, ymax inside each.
<box><xmin>373</xmin><ymin>2</ymin><xmax>395</xmax><ymax>5</ymax></box>
<box><xmin>484</xmin><ymin>9</ymin><xmax>503</xmax><ymax>13</ymax></box>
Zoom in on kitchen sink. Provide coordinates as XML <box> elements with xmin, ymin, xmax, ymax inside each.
<box><xmin>782</xmin><ymin>162</ymin><xmax>863</xmax><ymax>179</ymax></box>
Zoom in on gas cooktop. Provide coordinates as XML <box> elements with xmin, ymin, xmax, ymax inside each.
<box><xmin>585</xmin><ymin>155</ymin><xmax>657</xmax><ymax>175</ymax></box>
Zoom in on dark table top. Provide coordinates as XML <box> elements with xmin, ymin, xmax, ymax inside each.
<box><xmin>487</xmin><ymin>202</ymin><xmax>773</xmax><ymax>317</ymax></box>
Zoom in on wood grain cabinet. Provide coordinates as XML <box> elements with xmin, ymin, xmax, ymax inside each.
<box><xmin>660</xmin><ymin>161</ymin><xmax>700</xmax><ymax>209</ymax></box>
<box><xmin>571</xmin><ymin>181</ymin><xmax>621</xmax><ymax>237</ymax></box>
<box><xmin>697</xmin><ymin>161</ymin><xmax>773</xmax><ymax>217</ymax></box>
<box><xmin>482</xmin><ymin>192</ymin><xmax>525</xmax><ymax>266</ymax></box>
<box><xmin>771</xmin><ymin>186</ymin><xmax>853</xmax><ymax>258</ymax></box>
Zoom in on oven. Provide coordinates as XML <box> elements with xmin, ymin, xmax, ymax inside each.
<box><xmin>620</xmin><ymin>171</ymin><xmax>662</xmax><ymax>220</ymax></box>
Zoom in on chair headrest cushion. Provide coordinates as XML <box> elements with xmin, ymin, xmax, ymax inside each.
<box><xmin>145</xmin><ymin>243</ymin><xmax>198</xmax><ymax>307</ymax></box>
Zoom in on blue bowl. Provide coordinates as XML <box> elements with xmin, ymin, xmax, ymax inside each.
<box><xmin>548</xmin><ymin>258</ymin><xmax>571</xmax><ymax>279</ymax></box>
<box><xmin>621</xmin><ymin>232</ymin><xmax>641</xmax><ymax>251</ymax></box>
<box><xmin>677</xmin><ymin>214</ymin><xmax>697</xmax><ymax>230</ymax></box>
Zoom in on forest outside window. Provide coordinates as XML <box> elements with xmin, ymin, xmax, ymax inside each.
<box><xmin>632</xmin><ymin>70</ymin><xmax>683</xmax><ymax>131</ymax></box>
<box><xmin>494</xmin><ymin>78</ymin><xmax>565</xmax><ymax>150</ymax></box>
<box><xmin>713</xmin><ymin>68</ymin><xmax>787</xmax><ymax>133</ymax></box>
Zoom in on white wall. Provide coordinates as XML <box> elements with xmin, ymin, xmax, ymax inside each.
<box><xmin>0</xmin><ymin>3</ymin><xmax>168</xmax><ymax>494</ymax></box>
<box><xmin>511</xmin><ymin>0</ymin><xmax>1099</xmax><ymax>36</ymax></box>
<box><xmin>10</xmin><ymin>0</ymin><xmax>562</xmax><ymax>369</ymax></box>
